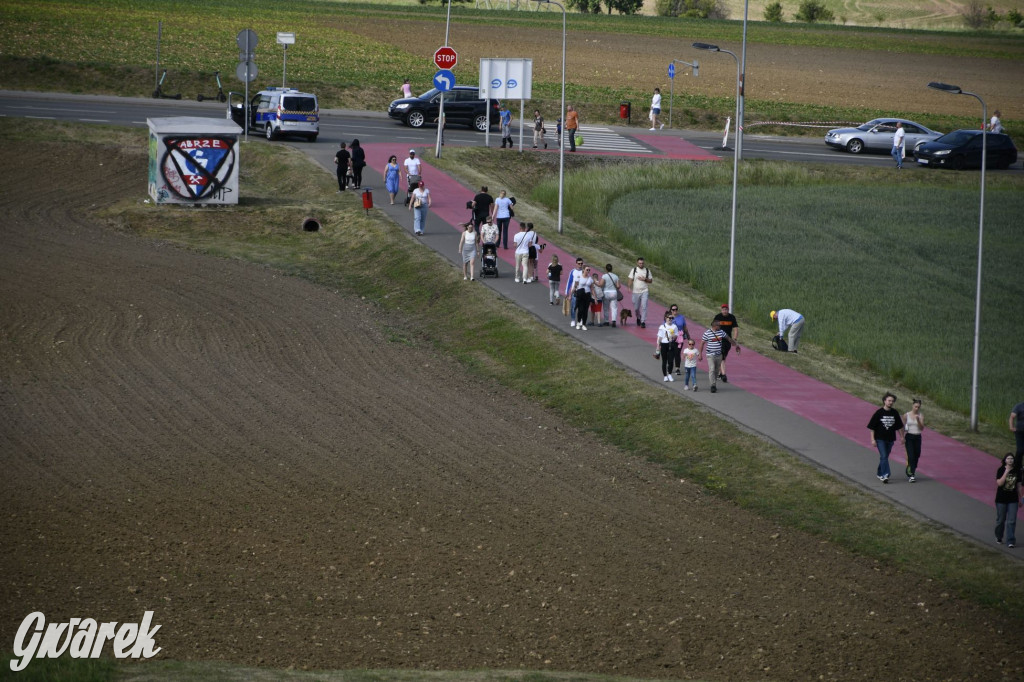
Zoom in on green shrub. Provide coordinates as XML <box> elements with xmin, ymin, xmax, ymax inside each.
<box><xmin>1008</xmin><ymin>8</ymin><xmax>1023</xmax><ymax>25</ymax></box>
<box><xmin>763</xmin><ymin>1</ymin><xmax>784</xmax><ymax>21</ymax></box>
<box><xmin>795</xmin><ymin>0</ymin><xmax>835</xmax><ymax>22</ymax></box>
<box><xmin>655</xmin><ymin>0</ymin><xmax>728</xmax><ymax>18</ymax></box>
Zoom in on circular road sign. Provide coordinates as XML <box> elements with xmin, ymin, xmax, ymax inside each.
<box><xmin>433</xmin><ymin>46</ymin><xmax>457</xmax><ymax>70</ymax></box>
<box><xmin>236</xmin><ymin>29</ymin><xmax>258</xmax><ymax>51</ymax></box>
<box><xmin>236</xmin><ymin>61</ymin><xmax>258</xmax><ymax>83</ymax></box>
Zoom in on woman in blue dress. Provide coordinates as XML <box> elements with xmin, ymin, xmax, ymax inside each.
<box><xmin>384</xmin><ymin>155</ymin><xmax>401</xmax><ymax>205</ymax></box>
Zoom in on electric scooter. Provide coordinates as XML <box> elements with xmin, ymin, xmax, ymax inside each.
<box><xmin>196</xmin><ymin>71</ymin><xmax>226</xmax><ymax>102</ymax></box>
<box><xmin>152</xmin><ymin>70</ymin><xmax>181</xmax><ymax>100</ymax></box>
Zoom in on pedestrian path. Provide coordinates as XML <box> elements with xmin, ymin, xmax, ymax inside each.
<box><xmin>310</xmin><ymin>139</ymin><xmax>1016</xmax><ymax>559</ymax></box>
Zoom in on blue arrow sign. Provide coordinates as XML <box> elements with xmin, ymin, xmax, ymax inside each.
<box><xmin>668</xmin><ymin>63</ymin><xmax>675</xmax><ymax>79</ymax></box>
<box><xmin>434</xmin><ymin>69</ymin><xmax>455</xmax><ymax>92</ymax></box>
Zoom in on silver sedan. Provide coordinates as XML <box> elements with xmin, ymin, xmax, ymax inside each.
<box><xmin>825</xmin><ymin>118</ymin><xmax>943</xmax><ymax>154</ymax></box>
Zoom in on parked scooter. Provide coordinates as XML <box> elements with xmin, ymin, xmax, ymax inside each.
<box><xmin>196</xmin><ymin>71</ymin><xmax>225</xmax><ymax>103</ymax></box>
<box><xmin>152</xmin><ymin>70</ymin><xmax>181</xmax><ymax>100</ymax></box>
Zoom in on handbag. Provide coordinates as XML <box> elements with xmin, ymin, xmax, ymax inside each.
<box><xmin>574</xmin><ymin>134</ymin><xmax>584</xmax><ymax>146</ymax></box>
<box><xmin>562</xmin><ymin>296</ymin><xmax>570</xmax><ymax>316</ymax></box>
<box><xmin>616</xmin><ymin>290</ymin><xmax>624</xmax><ymax>302</ymax></box>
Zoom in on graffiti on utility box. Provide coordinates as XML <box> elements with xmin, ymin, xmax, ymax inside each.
<box><xmin>148</xmin><ymin>117</ymin><xmax>242</xmax><ymax>205</ymax></box>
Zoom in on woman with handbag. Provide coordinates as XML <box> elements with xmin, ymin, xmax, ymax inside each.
<box><xmin>600</xmin><ymin>263</ymin><xmax>620</xmax><ymax>327</ymax></box>
<box><xmin>408</xmin><ymin>181</ymin><xmax>431</xmax><ymax>236</ymax></box>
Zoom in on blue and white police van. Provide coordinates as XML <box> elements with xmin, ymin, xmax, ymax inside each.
<box><xmin>229</xmin><ymin>87</ymin><xmax>319</xmax><ymax>142</ymax></box>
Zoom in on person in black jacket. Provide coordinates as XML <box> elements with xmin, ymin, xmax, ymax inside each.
<box><xmin>867</xmin><ymin>392</ymin><xmax>905</xmax><ymax>484</ymax></box>
<box><xmin>349</xmin><ymin>139</ymin><xmax>366</xmax><ymax>189</ymax></box>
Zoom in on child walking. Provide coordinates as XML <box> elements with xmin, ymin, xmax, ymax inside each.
<box><xmin>547</xmin><ymin>254</ymin><xmax>562</xmax><ymax>305</ymax></box>
<box><xmin>682</xmin><ymin>338</ymin><xmax>699</xmax><ymax>391</ymax></box>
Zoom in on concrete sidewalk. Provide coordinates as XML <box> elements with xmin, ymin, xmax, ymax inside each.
<box><xmin>306</xmin><ymin>138</ymin><xmax>1018</xmax><ymax>559</ymax></box>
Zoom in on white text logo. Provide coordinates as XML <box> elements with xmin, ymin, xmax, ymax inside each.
<box><xmin>10</xmin><ymin>611</ymin><xmax>162</xmax><ymax>672</ymax></box>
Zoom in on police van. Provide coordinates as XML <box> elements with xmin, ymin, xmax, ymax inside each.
<box><xmin>229</xmin><ymin>87</ymin><xmax>319</xmax><ymax>142</ymax></box>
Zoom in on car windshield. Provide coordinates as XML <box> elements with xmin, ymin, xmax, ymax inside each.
<box><xmin>417</xmin><ymin>88</ymin><xmax>441</xmax><ymax>99</ymax></box>
<box><xmin>935</xmin><ymin>130</ymin><xmax>979</xmax><ymax>145</ymax></box>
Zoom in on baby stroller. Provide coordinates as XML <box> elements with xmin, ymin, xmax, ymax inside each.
<box><xmin>480</xmin><ymin>242</ymin><xmax>499</xmax><ymax>278</ymax></box>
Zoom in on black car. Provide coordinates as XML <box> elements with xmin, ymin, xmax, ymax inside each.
<box><xmin>915</xmin><ymin>129</ymin><xmax>1017</xmax><ymax>170</ymax></box>
<box><xmin>387</xmin><ymin>85</ymin><xmax>500</xmax><ymax>132</ymax></box>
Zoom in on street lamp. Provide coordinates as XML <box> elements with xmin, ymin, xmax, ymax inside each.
<box><xmin>692</xmin><ymin>43</ymin><xmax>738</xmax><ymax>153</ymax></box>
<box><xmin>532</xmin><ymin>0</ymin><xmax>566</xmax><ymax>234</ymax></box>
<box><xmin>928</xmin><ymin>80</ymin><xmax>987</xmax><ymax>431</ymax></box>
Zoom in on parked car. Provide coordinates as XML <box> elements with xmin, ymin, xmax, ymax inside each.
<box><xmin>388</xmin><ymin>85</ymin><xmax>500</xmax><ymax>132</ymax></box>
<box><xmin>824</xmin><ymin>118</ymin><xmax>942</xmax><ymax>155</ymax></box>
<box><xmin>228</xmin><ymin>87</ymin><xmax>319</xmax><ymax>142</ymax></box>
<box><xmin>915</xmin><ymin>130</ymin><xmax>1018</xmax><ymax>170</ymax></box>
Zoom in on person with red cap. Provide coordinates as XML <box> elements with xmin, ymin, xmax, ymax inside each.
<box><xmin>712</xmin><ymin>303</ymin><xmax>740</xmax><ymax>382</ymax></box>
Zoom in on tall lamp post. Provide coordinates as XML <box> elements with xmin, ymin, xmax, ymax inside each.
<box><xmin>693</xmin><ymin>41</ymin><xmax>743</xmax><ymax>312</ymax></box>
<box><xmin>928</xmin><ymin>81</ymin><xmax>987</xmax><ymax>431</ymax></box>
<box><xmin>532</xmin><ymin>0</ymin><xmax>566</xmax><ymax>234</ymax></box>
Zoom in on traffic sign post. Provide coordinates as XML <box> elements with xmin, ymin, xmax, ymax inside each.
<box><xmin>433</xmin><ymin>69</ymin><xmax>455</xmax><ymax>92</ymax></box>
<box><xmin>237</xmin><ymin>29</ymin><xmax>258</xmax><ymax>141</ymax></box>
<box><xmin>668</xmin><ymin>58</ymin><xmax>697</xmax><ymax>129</ymax></box>
<box><xmin>276</xmin><ymin>32</ymin><xmax>295</xmax><ymax>88</ymax></box>
<box><xmin>433</xmin><ymin>47</ymin><xmax>457</xmax><ymax>159</ymax></box>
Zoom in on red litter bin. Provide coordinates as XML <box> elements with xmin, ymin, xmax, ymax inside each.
<box><xmin>619</xmin><ymin>101</ymin><xmax>631</xmax><ymax>124</ymax></box>
<box><xmin>361</xmin><ymin>187</ymin><xmax>373</xmax><ymax>215</ymax></box>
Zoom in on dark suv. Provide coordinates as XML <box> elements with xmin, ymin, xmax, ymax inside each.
<box><xmin>388</xmin><ymin>86</ymin><xmax>500</xmax><ymax>132</ymax></box>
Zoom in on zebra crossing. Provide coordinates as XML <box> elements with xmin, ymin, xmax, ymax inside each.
<box><xmin>513</xmin><ymin>124</ymin><xmax>654</xmax><ymax>154</ymax></box>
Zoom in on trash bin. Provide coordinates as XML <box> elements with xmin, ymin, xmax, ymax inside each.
<box><xmin>362</xmin><ymin>187</ymin><xmax>373</xmax><ymax>215</ymax></box>
<box><xmin>619</xmin><ymin>101</ymin><xmax>631</xmax><ymax>124</ymax></box>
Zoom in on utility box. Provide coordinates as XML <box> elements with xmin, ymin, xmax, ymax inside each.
<box><xmin>148</xmin><ymin>117</ymin><xmax>242</xmax><ymax>205</ymax></box>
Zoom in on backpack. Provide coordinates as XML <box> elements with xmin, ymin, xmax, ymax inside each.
<box><xmin>772</xmin><ymin>334</ymin><xmax>789</xmax><ymax>352</ymax></box>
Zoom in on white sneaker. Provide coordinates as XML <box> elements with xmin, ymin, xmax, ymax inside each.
<box><xmin>576</xmin><ymin>322</ymin><xmax>582</xmax><ymax>330</ymax></box>
<box><xmin>663</xmin><ymin>376</ymin><xmax>669</xmax><ymax>382</ymax></box>
<box><xmin>684</xmin><ymin>385</ymin><xmax>690</xmax><ymax>391</ymax></box>
<box><xmin>649</xmin><ymin>127</ymin><xmax>656</xmax><ymax>131</ymax></box>
<box><xmin>660</xmin><ymin>123</ymin><xmax>665</xmax><ymax>130</ymax></box>
<box><xmin>581</xmin><ymin>325</ymin><xmax>587</xmax><ymax>331</ymax></box>
<box><xmin>668</xmin><ymin>375</ymin><xmax>674</xmax><ymax>382</ymax></box>
<box><xmin>515</xmin><ymin>278</ymin><xmax>521</xmax><ymax>283</ymax></box>
<box><xmin>571</xmin><ymin>320</ymin><xmax>576</xmax><ymax>327</ymax></box>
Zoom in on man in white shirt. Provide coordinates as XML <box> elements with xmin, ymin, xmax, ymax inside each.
<box><xmin>512</xmin><ymin>223</ymin><xmax>537</xmax><ymax>283</ymax></box>
<box><xmin>627</xmin><ymin>257</ymin><xmax>653</xmax><ymax>328</ymax></box>
<box><xmin>891</xmin><ymin>122</ymin><xmax>905</xmax><ymax>170</ymax></box>
<box><xmin>403</xmin><ymin>149</ymin><xmax>422</xmax><ymax>203</ymax></box>
<box><xmin>989</xmin><ymin>110</ymin><xmax>1004</xmax><ymax>133</ymax></box>
<box><xmin>770</xmin><ymin>309</ymin><xmax>805</xmax><ymax>353</ymax></box>
<box><xmin>564</xmin><ymin>257</ymin><xmax>585</xmax><ymax>326</ymax></box>
<box><xmin>649</xmin><ymin>87</ymin><xmax>663</xmax><ymax>130</ymax></box>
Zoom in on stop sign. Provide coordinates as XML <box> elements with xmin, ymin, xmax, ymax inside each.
<box><xmin>434</xmin><ymin>46</ymin><xmax>458</xmax><ymax>70</ymax></box>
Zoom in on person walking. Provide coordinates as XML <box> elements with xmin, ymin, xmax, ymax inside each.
<box><xmin>408</xmin><ymin>180</ymin><xmax>431</xmax><ymax>236</ymax></box>
<box><xmin>471</xmin><ymin>186</ymin><xmax>493</xmax><ymax>236</ymax></box>
<box><xmin>564</xmin><ymin>257</ymin><xmax>584</xmax><ymax>326</ymax></box>
<box><xmin>903</xmin><ymin>398</ymin><xmax>924</xmax><ymax>482</ymax></box>
<box><xmin>491</xmin><ymin>190</ymin><xmax>514</xmax><ymax>249</ymax></box>
<box><xmin>668</xmin><ymin>305</ymin><xmax>690</xmax><ymax>374</ymax></box>
<box><xmin>400</xmin><ymin>78</ymin><xmax>413</xmax><ymax>98</ymax></box>
<box><xmin>698</xmin><ymin>320</ymin><xmax>728</xmax><ymax>394</ymax></box>
<box><xmin>349</xmin><ymin>139</ymin><xmax>366</xmax><ymax>189</ymax></box>
<box><xmin>573</xmin><ymin>265</ymin><xmax>596</xmax><ymax>331</ymax></box>
<box><xmin>480</xmin><ymin>215</ymin><xmax>499</xmax><ymax>247</ymax></box>
<box><xmin>383</xmin><ymin>155</ymin><xmax>401</xmax><ymax>205</ymax></box>
<box><xmin>770</xmin><ymin>308</ymin><xmax>805</xmax><ymax>353</ymax></box>
<box><xmin>512</xmin><ymin>222</ymin><xmax>537</xmax><ymax>283</ymax></box>
<box><xmin>533</xmin><ymin>109</ymin><xmax>547</xmax><ymax>149</ymax></box>
<box><xmin>1009</xmin><ymin>401</ymin><xmax>1024</xmax><ymax>471</ymax></box>
<box><xmin>499</xmin><ymin>104</ymin><xmax>513</xmax><ymax>149</ymax></box>
<box><xmin>656</xmin><ymin>312</ymin><xmax>678</xmax><ymax>382</ymax></box>
<box><xmin>565</xmin><ymin>105</ymin><xmax>579</xmax><ymax>152</ymax></box>
<box><xmin>403</xmin><ymin>149</ymin><xmax>422</xmax><ymax>206</ymax></box>
<box><xmin>988</xmin><ymin>110</ymin><xmax>1004</xmax><ymax>133</ymax></box>
<box><xmin>333</xmin><ymin>141</ymin><xmax>351</xmax><ymax>193</ymax></box>
<box><xmin>682</xmin><ymin>338</ymin><xmax>699</xmax><ymax>391</ymax></box>
<box><xmin>891</xmin><ymin>121</ymin><xmax>905</xmax><ymax>169</ymax></box>
<box><xmin>457</xmin><ymin>222</ymin><xmax>479</xmax><ymax>281</ymax></box>
<box><xmin>712</xmin><ymin>303</ymin><xmax>740</xmax><ymax>382</ymax></box>
<box><xmin>649</xmin><ymin>87</ymin><xmax>664</xmax><ymax>130</ymax></box>
<box><xmin>546</xmin><ymin>254</ymin><xmax>562</xmax><ymax>305</ymax></box>
<box><xmin>600</xmin><ymin>264</ymin><xmax>620</xmax><ymax>327</ymax></box>
<box><xmin>867</xmin><ymin>392</ymin><xmax>905</xmax><ymax>484</ymax></box>
<box><xmin>995</xmin><ymin>453</ymin><xmax>1020</xmax><ymax>547</ymax></box>
<box><xmin>627</xmin><ymin>257</ymin><xmax>653</xmax><ymax>328</ymax></box>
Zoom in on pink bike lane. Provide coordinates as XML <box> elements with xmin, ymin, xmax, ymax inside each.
<box><xmin>360</xmin><ymin>139</ymin><xmax>1003</xmax><ymax>518</ymax></box>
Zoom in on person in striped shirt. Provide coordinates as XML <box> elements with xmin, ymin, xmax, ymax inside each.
<box><xmin>698</xmin><ymin>320</ymin><xmax>729</xmax><ymax>394</ymax></box>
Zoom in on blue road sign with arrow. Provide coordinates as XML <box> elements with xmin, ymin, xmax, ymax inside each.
<box><xmin>668</xmin><ymin>63</ymin><xmax>675</xmax><ymax>79</ymax></box>
<box><xmin>433</xmin><ymin>69</ymin><xmax>455</xmax><ymax>92</ymax></box>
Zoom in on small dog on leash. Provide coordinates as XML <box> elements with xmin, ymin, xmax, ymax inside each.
<box><xmin>619</xmin><ymin>309</ymin><xmax>633</xmax><ymax>326</ymax></box>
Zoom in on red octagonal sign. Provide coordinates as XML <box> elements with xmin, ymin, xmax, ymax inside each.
<box><xmin>434</xmin><ymin>46</ymin><xmax>458</xmax><ymax>70</ymax></box>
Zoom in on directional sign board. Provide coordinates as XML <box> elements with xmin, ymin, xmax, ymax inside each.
<box><xmin>433</xmin><ymin>69</ymin><xmax>455</xmax><ymax>92</ymax></box>
<box><xmin>668</xmin><ymin>63</ymin><xmax>675</xmax><ymax>79</ymax></box>
<box><xmin>434</xmin><ymin>46</ymin><xmax>457</xmax><ymax>70</ymax></box>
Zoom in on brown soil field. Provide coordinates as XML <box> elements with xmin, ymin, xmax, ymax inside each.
<box><xmin>344</xmin><ymin>16</ymin><xmax>1024</xmax><ymax>120</ymax></box>
<box><xmin>2</xmin><ymin>139</ymin><xmax>1023</xmax><ymax>681</ymax></box>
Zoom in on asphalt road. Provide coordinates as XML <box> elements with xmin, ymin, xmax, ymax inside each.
<box><xmin>9</xmin><ymin>89</ymin><xmax>1016</xmax><ymax>171</ymax></box>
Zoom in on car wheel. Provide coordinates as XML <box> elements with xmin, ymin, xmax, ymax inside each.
<box><xmin>474</xmin><ymin>114</ymin><xmax>489</xmax><ymax>132</ymax></box>
<box><xmin>407</xmin><ymin>111</ymin><xmax>425</xmax><ymax>128</ymax></box>
<box><xmin>846</xmin><ymin>139</ymin><xmax>864</xmax><ymax>154</ymax></box>
<box><xmin>265</xmin><ymin>124</ymin><xmax>276</xmax><ymax>141</ymax></box>
<box><xmin>308</xmin><ymin>134</ymin><xmax>318</xmax><ymax>143</ymax></box>
<box><xmin>950</xmin><ymin>155</ymin><xmax>966</xmax><ymax>170</ymax></box>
